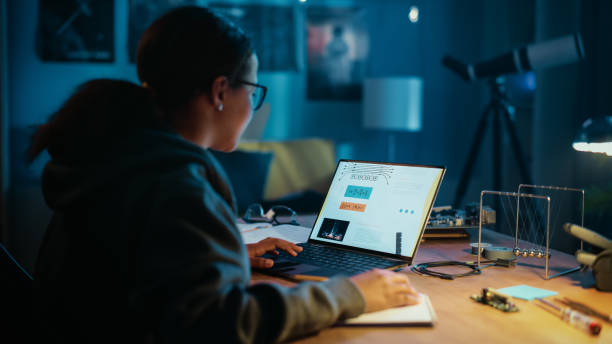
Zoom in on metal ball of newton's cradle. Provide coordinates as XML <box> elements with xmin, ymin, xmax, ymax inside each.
<box><xmin>513</xmin><ymin>248</ymin><xmax>521</xmax><ymax>256</ymax></box>
<box><xmin>537</xmin><ymin>249</ymin><xmax>551</xmax><ymax>259</ymax></box>
<box><xmin>522</xmin><ymin>249</ymin><xmax>530</xmax><ymax>257</ymax></box>
<box><xmin>529</xmin><ymin>248</ymin><xmax>537</xmax><ymax>257</ymax></box>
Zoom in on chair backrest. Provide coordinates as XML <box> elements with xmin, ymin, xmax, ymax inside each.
<box><xmin>0</xmin><ymin>242</ymin><xmax>34</xmax><ymax>342</ymax></box>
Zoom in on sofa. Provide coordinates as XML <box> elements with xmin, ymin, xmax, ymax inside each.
<box><xmin>211</xmin><ymin>138</ymin><xmax>337</xmax><ymax>215</ymax></box>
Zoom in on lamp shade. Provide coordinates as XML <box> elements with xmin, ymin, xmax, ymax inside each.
<box><xmin>362</xmin><ymin>77</ymin><xmax>423</xmax><ymax>131</ymax></box>
<box><xmin>572</xmin><ymin>116</ymin><xmax>612</xmax><ymax>156</ymax></box>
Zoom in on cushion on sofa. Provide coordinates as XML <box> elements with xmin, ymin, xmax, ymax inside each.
<box><xmin>237</xmin><ymin>138</ymin><xmax>336</xmax><ymax>200</ymax></box>
<box><xmin>209</xmin><ymin>149</ymin><xmax>274</xmax><ymax>214</ymax></box>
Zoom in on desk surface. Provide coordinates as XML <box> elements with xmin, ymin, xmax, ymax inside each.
<box><xmin>251</xmin><ymin>219</ymin><xmax>611</xmax><ymax>343</ymax></box>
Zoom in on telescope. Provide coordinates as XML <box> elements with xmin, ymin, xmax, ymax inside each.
<box><xmin>443</xmin><ymin>33</ymin><xmax>584</xmax><ymax>82</ymax></box>
<box><xmin>446</xmin><ymin>33</ymin><xmax>586</xmax><ymax>208</ymax></box>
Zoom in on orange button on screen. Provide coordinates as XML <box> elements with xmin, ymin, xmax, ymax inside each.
<box><xmin>339</xmin><ymin>202</ymin><xmax>366</xmax><ymax>212</ymax></box>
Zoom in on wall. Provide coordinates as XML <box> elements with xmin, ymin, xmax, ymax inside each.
<box><xmin>533</xmin><ymin>0</ymin><xmax>612</xmax><ymax>252</ymax></box>
<box><xmin>7</xmin><ymin>0</ymin><xmax>139</xmax><ymax>270</ymax></box>
<box><xmin>6</xmin><ymin>0</ymin><xmax>558</xmax><ymax>269</ymax></box>
<box><xmin>298</xmin><ymin>0</ymin><xmax>492</xmax><ymax>207</ymax></box>
<box><xmin>575</xmin><ymin>0</ymin><xmax>612</xmax><ymax>238</ymax></box>
<box><xmin>1</xmin><ymin>0</ymin><xmax>8</xmax><ymax>242</ymax></box>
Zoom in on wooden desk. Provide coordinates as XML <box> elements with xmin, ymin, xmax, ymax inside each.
<box><xmin>251</xmin><ymin>223</ymin><xmax>611</xmax><ymax>343</ymax></box>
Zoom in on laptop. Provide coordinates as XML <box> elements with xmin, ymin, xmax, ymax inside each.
<box><xmin>259</xmin><ymin>159</ymin><xmax>446</xmax><ymax>281</ymax></box>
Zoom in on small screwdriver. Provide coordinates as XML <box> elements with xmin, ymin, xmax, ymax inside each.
<box><xmin>537</xmin><ymin>298</ymin><xmax>602</xmax><ymax>336</ymax></box>
<box><xmin>557</xmin><ymin>297</ymin><xmax>612</xmax><ymax>324</ymax></box>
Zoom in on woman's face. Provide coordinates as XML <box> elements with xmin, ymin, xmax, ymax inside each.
<box><xmin>210</xmin><ymin>54</ymin><xmax>259</xmax><ymax>152</ymax></box>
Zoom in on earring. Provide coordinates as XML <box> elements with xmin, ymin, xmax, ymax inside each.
<box><xmin>218</xmin><ymin>103</ymin><xmax>224</xmax><ymax>111</ymax></box>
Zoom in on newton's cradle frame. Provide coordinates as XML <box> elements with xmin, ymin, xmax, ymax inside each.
<box><xmin>475</xmin><ymin>184</ymin><xmax>584</xmax><ymax>280</ymax></box>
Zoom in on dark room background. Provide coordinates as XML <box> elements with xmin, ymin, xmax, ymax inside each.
<box><xmin>1</xmin><ymin>0</ymin><xmax>611</xmax><ymax>271</ymax></box>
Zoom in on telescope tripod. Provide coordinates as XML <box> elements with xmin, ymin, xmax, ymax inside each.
<box><xmin>453</xmin><ymin>77</ymin><xmax>533</xmax><ymax>208</ymax></box>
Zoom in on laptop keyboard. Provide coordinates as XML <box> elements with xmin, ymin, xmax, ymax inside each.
<box><xmin>273</xmin><ymin>242</ymin><xmax>404</xmax><ymax>274</ymax></box>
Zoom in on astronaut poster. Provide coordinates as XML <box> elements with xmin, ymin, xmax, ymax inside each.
<box><xmin>306</xmin><ymin>7</ymin><xmax>368</xmax><ymax>101</ymax></box>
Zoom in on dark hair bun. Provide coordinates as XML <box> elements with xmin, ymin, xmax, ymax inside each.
<box><xmin>28</xmin><ymin>79</ymin><xmax>162</xmax><ymax>161</ymax></box>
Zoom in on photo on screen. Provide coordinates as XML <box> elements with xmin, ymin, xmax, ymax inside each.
<box><xmin>317</xmin><ymin>218</ymin><xmax>350</xmax><ymax>241</ymax></box>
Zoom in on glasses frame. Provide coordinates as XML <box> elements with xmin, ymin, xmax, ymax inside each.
<box><xmin>242</xmin><ymin>203</ymin><xmax>299</xmax><ymax>226</ymax></box>
<box><xmin>235</xmin><ymin>80</ymin><xmax>267</xmax><ymax>111</ymax></box>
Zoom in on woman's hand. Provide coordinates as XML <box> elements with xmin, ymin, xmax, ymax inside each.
<box><xmin>350</xmin><ymin>269</ymin><xmax>420</xmax><ymax>313</ymax></box>
<box><xmin>246</xmin><ymin>237</ymin><xmax>303</xmax><ymax>269</ymax></box>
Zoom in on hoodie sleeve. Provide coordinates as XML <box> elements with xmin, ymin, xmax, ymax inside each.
<box><xmin>129</xmin><ymin>170</ymin><xmax>365</xmax><ymax>343</ymax></box>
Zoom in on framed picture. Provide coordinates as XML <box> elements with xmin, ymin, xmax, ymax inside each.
<box><xmin>306</xmin><ymin>7</ymin><xmax>368</xmax><ymax>101</ymax></box>
<box><xmin>37</xmin><ymin>0</ymin><xmax>114</xmax><ymax>62</ymax></box>
<box><xmin>210</xmin><ymin>3</ymin><xmax>298</xmax><ymax>71</ymax></box>
<box><xmin>127</xmin><ymin>0</ymin><xmax>199</xmax><ymax>62</ymax></box>
<box><xmin>128</xmin><ymin>1</ymin><xmax>298</xmax><ymax>72</ymax></box>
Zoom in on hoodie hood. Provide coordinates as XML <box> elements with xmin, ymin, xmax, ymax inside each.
<box><xmin>41</xmin><ymin>129</ymin><xmax>237</xmax><ymax>213</ymax></box>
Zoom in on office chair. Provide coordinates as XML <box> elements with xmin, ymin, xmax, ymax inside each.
<box><xmin>0</xmin><ymin>242</ymin><xmax>34</xmax><ymax>343</ymax></box>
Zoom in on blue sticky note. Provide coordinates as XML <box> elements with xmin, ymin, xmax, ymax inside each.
<box><xmin>497</xmin><ymin>285</ymin><xmax>558</xmax><ymax>300</ymax></box>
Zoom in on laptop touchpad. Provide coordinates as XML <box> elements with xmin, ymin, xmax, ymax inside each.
<box><xmin>271</xmin><ymin>259</ymin><xmax>336</xmax><ymax>277</ymax></box>
<box><xmin>272</xmin><ymin>259</ymin><xmax>316</xmax><ymax>272</ymax></box>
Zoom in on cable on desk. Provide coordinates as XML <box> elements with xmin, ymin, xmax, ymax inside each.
<box><xmin>411</xmin><ymin>261</ymin><xmax>481</xmax><ymax>280</ymax></box>
<box><xmin>412</xmin><ymin>258</ymin><xmax>515</xmax><ymax>280</ymax></box>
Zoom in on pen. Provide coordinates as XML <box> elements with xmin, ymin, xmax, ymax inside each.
<box><xmin>557</xmin><ymin>297</ymin><xmax>612</xmax><ymax>324</ymax></box>
<box><xmin>241</xmin><ymin>224</ymin><xmax>273</xmax><ymax>233</ymax></box>
<box><xmin>537</xmin><ymin>298</ymin><xmax>602</xmax><ymax>336</ymax></box>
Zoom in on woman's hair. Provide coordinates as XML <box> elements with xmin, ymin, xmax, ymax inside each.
<box><xmin>136</xmin><ymin>5</ymin><xmax>254</xmax><ymax>114</ymax></box>
<box><xmin>28</xmin><ymin>79</ymin><xmax>163</xmax><ymax>161</ymax></box>
<box><xmin>28</xmin><ymin>6</ymin><xmax>253</xmax><ymax>162</ymax></box>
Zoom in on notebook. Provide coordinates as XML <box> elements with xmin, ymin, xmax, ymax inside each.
<box><xmin>339</xmin><ymin>294</ymin><xmax>437</xmax><ymax>326</ymax></box>
<box><xmin>258</xmin><ymin>159</ymin><xmax>446</xmax><ymax>281</ymax></box>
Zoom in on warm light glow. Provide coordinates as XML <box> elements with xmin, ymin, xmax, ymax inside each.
<box><xmin>299</xmin><ymin>0</ymin><xmax>307</xmax><ymax>2</ymax></box>
<box><xmin>409</xmin><ymin>6</ymin><xmax>419</xmax><ymax>23</ymax></box>
<box><xmin>573</xmin><ymin>142</ymin><xmax>612</xmax><ymax>156</ymax></box>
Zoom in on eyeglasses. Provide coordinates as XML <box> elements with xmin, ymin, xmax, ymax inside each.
<box><xmin>235</xmin><ymin>80</ymin><xmax>267</xmax><ymax>111</ymax></box>
<box><xmin>242</xmin><ymin>203</ymin><xmax>299</xmax><ymax>226</ymax></box>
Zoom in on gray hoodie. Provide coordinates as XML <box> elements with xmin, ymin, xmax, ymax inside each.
<box><xmin>34</xmin><ymin>127</ymin><xmax>365</xmax><ymax>343</ymax></box>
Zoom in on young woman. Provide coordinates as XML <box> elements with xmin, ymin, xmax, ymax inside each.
<box><xmin>30</xmin><ymin>6</ymin><xmax>419</xmax><ymax>343</ymax></box>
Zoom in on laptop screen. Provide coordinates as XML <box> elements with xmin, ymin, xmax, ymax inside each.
<box><xmin>309</xmin><ymin>160</ymin><xmax>445</xmax><ymax>257</ymax></box>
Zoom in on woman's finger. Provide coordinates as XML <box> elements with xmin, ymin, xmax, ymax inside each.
<box><xmin>270</xmin><ymin>238</ymin><xmax>302</xmax><ymax>249</ymax></box>
<box><xmin>393</xmin><ymin>281</ymin><xmax>418</xmax><ymax>296</ymax></box>
<box><xmin>249</xmin><ymin>238</ymin><xmax>303</xmax><ymax>257</ymax></box>
<box><xmin>262</xmin><ymin>238</ymin><xmax>302</xmax><ymax>256</ymax></box>
<box><xmin>247</xmin><ymin>240</ymin><xmax>277</xmax><ymax>256</ymax></box>
<box><xmin>400</xmin><ymin>293</ymin><xmax>421</xmax><ymax>306</ymax></box>
<box><xmin>388</xmin><ymin>271</ymin><xmax>411</xmax><ymax>283</ymax></box>
<box><xmin>275</xmin><ymin>241</ymin><xmax>302</xmax><ymax>256</ymax></box>
<box><xmin>250</xmin><ymin>257</ymin><xmax>274</xmax><ymax>269</ymax></box>
<box><xmin>390</xmin><ymin>289</ymin><xmax>421</xmax><ymax>307</ymax></box>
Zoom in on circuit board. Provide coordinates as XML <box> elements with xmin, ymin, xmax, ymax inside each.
<box><xmin>424</xmin><ymin>204</ymin><xmax>496</xmax><ymax>239</ymax></box>
<box><xmin>427</xmin><ymin>204</ymin><xmax>496</xmax><ymax>229</ymax></box>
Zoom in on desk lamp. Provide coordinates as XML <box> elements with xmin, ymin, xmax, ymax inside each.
<box><xmin>362</xmin><ymin>77</ymin><xmax>423</xmax><ymax>162</ymax></box>
<box><xmin>572</xmin><ymin>115</ymin><xmax>612</xmax><ymax>156</ymax></box>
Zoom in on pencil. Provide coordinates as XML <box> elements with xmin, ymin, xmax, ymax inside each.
<box><xmin>557</xmin><ymin>297</ymin><xmax>612</xmax><ymax>324</ymax></box>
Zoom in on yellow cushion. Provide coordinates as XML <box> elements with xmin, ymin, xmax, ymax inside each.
<box><xmin>237</xmin><ymin>139</ymin><xmax>336</xmax><ymax>200</ymax></box>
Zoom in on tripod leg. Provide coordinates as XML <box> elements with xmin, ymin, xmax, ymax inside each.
<box><xmin>491</xmin><ymin>104</ymin><xmax>503</xmax><ymax>234</ymax></box>
<box><xmin>500</xmin><ymin>105</ymin><xmax>532</xmax><ymax>184</ymax></box>
<box><xmin>453</xmin><ymin>104</ymin><xmax>493</xmax><ymax>208</ymax></box>
<box><xmin>493</xmin><ymin>104</ymin><xmax>502</xmax><ymax>192</ymax></box>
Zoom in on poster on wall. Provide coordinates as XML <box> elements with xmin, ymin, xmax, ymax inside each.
<box><xmin>128</xmin><ymin>1</ymin><xmax>297</xmax><ymax>71</ymax></box>
<box><xmin>306</xmin><ymin>7</ymin><xmax>368</xmax><ymax>101</ymax></box>
<box><xmin>209</xmin><ymin>3</ymin><xmax>297</xmax><ymax>71</ymax></box>
<box><xmin>37</xmin><ymin>0</ymin><xmax>114</xmax><ymax>62</ymax></box>
<box><xmin>128</xmin><ymin>0</ymin><xmax>199</xmax><ymax>62</ymax></box>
